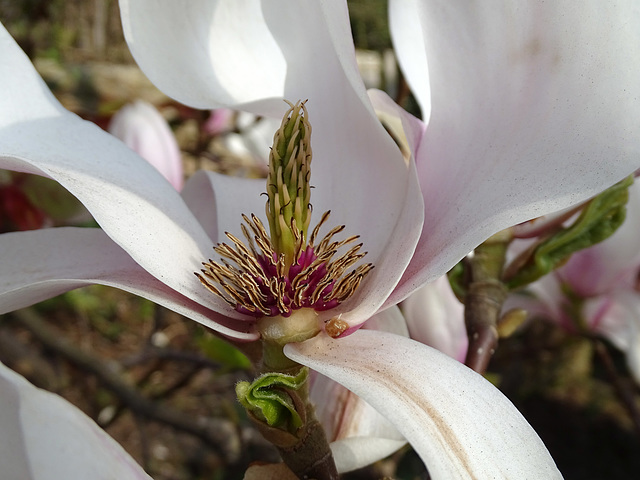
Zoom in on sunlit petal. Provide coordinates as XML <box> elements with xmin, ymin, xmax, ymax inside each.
<box><xmin>286</xmin><ymin>330</ymin><xmax>562</xmax><ymax>479</ymax></box>
<box><xmin>121</xmin><ymin>2</ymin><xmax>425</xmax><ymax>328</ymax></box>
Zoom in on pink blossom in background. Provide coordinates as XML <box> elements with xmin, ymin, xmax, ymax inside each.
<box><xmin>109</xmin><ymin>100</ymin><xmax>184</xmax><ymax>190</ymax></box>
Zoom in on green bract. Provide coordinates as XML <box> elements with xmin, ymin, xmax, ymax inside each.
<box><xmin>236</xmin><ymin>367</ymin><xmax>309</xmax><ymax>434</ymax></box>
<box><xmin>507</xmin><ymin>175</ymin><xmax>633</xmax><ymax>289</ymax></box>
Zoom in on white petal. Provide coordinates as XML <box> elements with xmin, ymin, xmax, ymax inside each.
<box><xmin>311</xmin><ymin>307</ymin><xmax>407</xmax><ymax>473</ymax></box>
<box><xmin>0</xmin><ymin>25</ymin><xmax>238</xmax><ymax>318</ymax></box>
<box><xmin>0</xmin><ymin>228</ymin><xmax>258</xmax><ymax>340</ymax></box>
<box><xmin>119</xmin><ymin>1</ymin><xmax>367</xmax><ymax>118</ymax></box>
<box><xmin>322</xmin><ymin>92</ymin><xmax>423</xmax><ymax>330</ymax></box>
<box><xmin>285</xmin><ymin>330</ymin><xmax>562</xmax><ymax>479</ymax></box>
<box><xmin>0</xmin><ymin>361</ymin><xmax>151</xmax><ymax>480</ymax></box>
<box><xmin>120</xmin><ymin>0</ymin><xmax>286</xmax><ymax>114</ymax></box>
<box><xmin>401</xmin><ymin>276</ymin><xmax>468</xmax><ymax>362</ymax></box>
<box><xmin>389</xmin><ymin>1</ymin><xmax>640</xmax><ymax>303</ymax></box>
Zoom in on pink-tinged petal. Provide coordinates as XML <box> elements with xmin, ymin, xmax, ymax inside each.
<box><xmin>585</xmin><ymin>292</ymin><xmax>640</xmax><ymax>383</ymax></box>
<box><xmin>505</xmin><ymin>272</ymin><xmax>579</xmax><ymax>333</ymax></box>
<box><xmin>0</xmin><ymin>361</ymin><xmax>151</xmax><ymax>480</ymax></box>
<box><xmin>401</xmin><ymin>276</ymin><xmax>468</xmax><ymax>363</ymax></box>
<box><xmin>311</xmin><ymin>307</ymin><xmax>407</xmax><ymax>473</ymax></box>
<box><xmin>108</xmin><ymin>100</ymin><xmax>184</xmax><ymax>190</ymax></box>
<box><xmin>0</xmin><ymin>228</ymin><xmax>258</xmax><ymax>341</ymax></box>
<box><xmin>319</xmin><ymin>89</ymin><xmax>423</xmax><ymax>330</ymax></box>
<box><xmin>389</xmin><ymin>1</ymin><xmax>640</xmax><ymax>303</ymax></box>
<box><xmin>0</xmin><ymin>25</ymin><xmax>239</xmax><ymax>318</ymax></box>
<box><xmin>285</xmin><ymin>330</ymin><xmax>562</xmax><ymax>479</ymax></box>
<box><xmin>367</xmin><ymin>88</ymin><xmax>427</xmax><ymax>165</ymax></box>
<box><xmin>510</xmin><ymin>204</ymin><xmax>583</xmax><ymax>239</ymax></box>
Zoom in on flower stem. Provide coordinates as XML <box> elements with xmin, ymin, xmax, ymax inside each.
<box><xmin>276</xmin><ymin>415</ymin><xmax>339</xmax><ymax>480</ymax></box>
<box><xmin>242</xmin><ymin>312</ymin><xmax>338</xmax><ymax>478</ymax></box>
<box><xmin>464</xmin><ymin>231</ymin><xmax>510</xmax><ymax>374</ymax></box>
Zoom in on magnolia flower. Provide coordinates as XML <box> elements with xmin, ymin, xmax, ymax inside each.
<box><xmin>1</xmin><ymin>1</ymin><xmax>640</xmax><ymax>477</ymax></box>
<box><xmin>108</xmin><ymin>100</ymin><xmax>184</xmax><ymax>190</ymax></box>
<box><xmin>510</xmin><ymin>180</ymin><xmax>640</xmax><ymax>381</ymax></box>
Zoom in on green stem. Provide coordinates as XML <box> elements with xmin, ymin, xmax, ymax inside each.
<box><xmin>241</xmin><ymin>311</ymin><xmax>338</xmax><ymax>478</ymax></box>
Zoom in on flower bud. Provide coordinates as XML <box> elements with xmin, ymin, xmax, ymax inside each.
<box><xmin>109</xmin><ymin>100</ymin><xmax>183</xmax><ymax>190</ymax></box>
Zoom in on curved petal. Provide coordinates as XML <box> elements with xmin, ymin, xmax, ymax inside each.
<box><xmin>311</xmin><ymin>307</ymin><xmax>407</xmax><ymax>473</ymax></box>
<box><xmin>0</xmin><ymin>25</ymin><xmax>241</xmax><ymax>318</ymax></box>
<box><xmin>285</xmin><ymin>330</ymin><xmax>562</xmax><ymax>479</ymax></box>
<box><xmin>0</xmin><ymin>228</ymin><xmax>258</xmax><ymax>340</ymax></box>
<box><xmin>401</xmin><ymin>276</ymin><xmax>468</xmax><ymax>363</ymax></box>
<box><xmin>120</xmin><ymin>0</ymin><xmax>286</xmax><ymax>114</ymax></box>
<box><xmin>0</xmin><ymin>362</ymin><xmax>151</xmax><ymax>480</ymax></box>
<box><xmin>389</xmin><ymin>1</ymin><xmax>640</xmax><ymax>303</ymax></box>
<box><xmin>120</xmin><ymin>1</ymin><xmax>368</xmax><ymax>118</ymax></box>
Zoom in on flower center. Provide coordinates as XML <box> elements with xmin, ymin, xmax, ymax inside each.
<box><xmin>196</xmin><ymin>210</ymin><xmax>373</xmax><ymax>317</ymax></box>
<box><xmin>194</xmin><ymin>100</ymin><xmax>373</xmax><ymax>320</ymax></box>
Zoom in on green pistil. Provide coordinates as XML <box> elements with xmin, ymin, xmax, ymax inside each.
<box><xmin>267</xmin><ymin>100</ymin><xmax>312</xmax><ymax>269</ymax></box>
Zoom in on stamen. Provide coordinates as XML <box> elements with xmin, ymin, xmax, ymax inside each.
<box><xmin>195</xmin><ymin>101</ymin><xmax>373</xmax><ymax>319</ymax></box>
<box><xmin>196</xmin><ymin>211</ymin><xmax>373</xmax><ymax>318</ymax></box>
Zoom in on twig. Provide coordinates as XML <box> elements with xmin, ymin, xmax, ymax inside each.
<box><xmin>463</xmin><ymin>232</ymin><xmax>510</xmax><ymax>374</ymax></box>
<box><xmin>121</xmin><ymin>346</ymin><xmax>222</xmax><ymax>370</ymax></box>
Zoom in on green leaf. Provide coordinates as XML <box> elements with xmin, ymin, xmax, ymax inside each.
<box><xmin>236</xmin><ymin>367</ymin><xmax>308</xmax><ymax>433</ymax></box>
<box><xmin>506</xmin><ymin>176</ymin><xmax>633</xmax><ymax>289</ymax></box>
<box><xmin>197</xmin><ymin>334</ymin><xmax>251</xmax><ymax>371</ymax></box>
